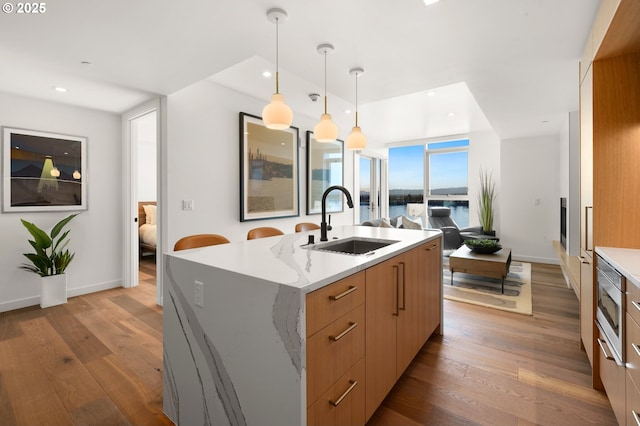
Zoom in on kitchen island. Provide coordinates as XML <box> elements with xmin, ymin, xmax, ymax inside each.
<box><xmin>163</xmin><ymin>225</ymin><xmax>443</xmax><ymax>426</ymax></box>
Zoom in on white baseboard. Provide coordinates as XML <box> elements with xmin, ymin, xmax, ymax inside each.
<box><xmin>0</xmin><ymin>279</ymin><xmax>122</xmax><ymax>313</ymax></box>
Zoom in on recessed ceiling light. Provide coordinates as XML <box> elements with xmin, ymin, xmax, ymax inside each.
<box><xmin>262</xmin><ymin>70</ymin><xmax>272</xmax><ymax>78</ymax></box>
<box><xmin>423</xmin><ymin>0</ymin><xmax>440</xmax><ymax>5</ymax></box>
<box><xmin>345</xmin><ymin>109</ymin><xmax>352</xmax><ymax>114</ymax></box>
<box><xmin>448</xmin><ymin>112</ymin><xmax>456</xmax><ymax>117</ymax></box>
<box><xmin>53</xmin><ymin>86</ymin><xmax>68</xmax><ymax>93</ymax></box>
<box><xmin>427</xmin><ymin>90</ymin><xmax>436</xmax><ymax>96</ymax></box>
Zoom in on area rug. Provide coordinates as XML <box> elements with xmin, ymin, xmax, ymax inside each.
<box><xmin>442</xmin><ymin>259</ymin><xmax>533</xmax><ymax>315</ymax></box>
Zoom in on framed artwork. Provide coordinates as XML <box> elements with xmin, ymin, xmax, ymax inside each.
<box><xmin>2</xmin><ymin>127</ymin><xmax>87</xmax><ymax>212</ymax></box>
<box><xmin>239</xmin><ymin>112</ymin><xmax>299</xmax><ymax>221</ymax></box>
<box><xmin>306</xmin><ymin>131</ymin><xmax>344</xmax><ymax>215</ymax></box>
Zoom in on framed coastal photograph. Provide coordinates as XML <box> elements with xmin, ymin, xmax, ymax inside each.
<box><xmin>2</xmin><ymin>127</ymin><xmax>87</xmax><ymax>212</ymax></box>
<box><xmin>239</xmin><ymin>112</ymin><xmax>299</xmax><ymax>221</ymax></box>
<box><xmin>306</xmin><ymin>131</ymin><xmax>344</xmax><ymax>215</ymax></box>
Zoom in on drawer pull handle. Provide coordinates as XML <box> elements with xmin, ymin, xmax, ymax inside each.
<box><xmin>330</xmin><ymin>322</ymin><xmax>357</xmax><ymax>341</ymax></box>
<box><xmin>597</xmin><ymin>338</ymin><xmax>614</xmax><ymax>361</ymax></box>
<box><xmin>399</xmin><ymin>262</ymin><xmax>406</xmax><ymax>311</ymax></box>
<box><xmin>393</xmin><ymin>265</ymin><xmax>399</xmax><ymax>316</ymax></box>
<box><xmin>633</xmin><ymin>343</ymin><xmax>640</xmax><ymax>358</ymax></box>
<box><xmin>633</xmin><ymin>410</ymin><xmax>640</xmax><ymax>426</ymax></box>
<box><xmin>426</xmin><ymin>244</ymin><xmax>438</xmax><ymax>251</ymax></box>
<box><xmin>330</xmin><ymin>380</ymin><xmax>358</xmax><ymax>407</ymax></box>
<box><xmin>632</xmin><ymin>300</ymin><xmax>640</xmax><ymax>313</ymax></box>
<box><xmin>329</xmin><ymin>286</ymin><xmax>357</xmax><ymax>301</ymax></box>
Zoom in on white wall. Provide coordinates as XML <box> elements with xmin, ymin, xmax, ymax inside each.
<box><xmin>500</xmin><ymin>134</ymin><xmax>560</xmax><ymax>263</ymax></box>
<box><xmin>136</xmin><ymin>110</ymin><xmax>157</xmax><ymax>201</ymax></box>
<box><xmin>166</xmin><ymin>80</ymin><xmax>357</xmax><ymax>248</ymax></box>
<box><xmin>0</xmin><ymin>93</ymin><xmax>123</xmax><ymax>312</ymax></box>
<box><xmin>468</xmin><ymin>130</ymin><xmax>502</xmax><ymax>232</ymax></box>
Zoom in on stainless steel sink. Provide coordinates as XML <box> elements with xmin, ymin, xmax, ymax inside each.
<box><xmin>311</xmin><ymin>237</ymin><xmax>399</xmax><ymax>255</ymax></box>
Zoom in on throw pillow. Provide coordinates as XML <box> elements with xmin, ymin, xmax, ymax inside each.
<box><xmin>379</xmin><ymin>218</ymin><xmax>394</xmax><ymax>228</ymax></box>
<box><xmin>401</xmin><ymin>215</ymin><xmax>422</xmax><ymax>230</ymax></box>
<box><xmin>143</xmin><ymin>204</ymin><xmax>157</xmax><ymax>225</ymax></box>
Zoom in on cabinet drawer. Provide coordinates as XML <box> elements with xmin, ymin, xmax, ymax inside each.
<box><xmin>628</xmin><ymin>282</ymin><xmax>640</xmax><ymax>327</ymax></box>
<box><xmin>308</xmin><ymin>357</ymin><xmax>365</xmax><ymax>426</ymax></box>
<box><xmin>627</xmin><ymin>372</ymin><xmax>640</xmax><ymax>426</ymax></box>
<box><xmin>307</xmin><ymin>304</ymin><xmax>365</xmax><ymax>406</ymax></box>
<box><xmin>306</xmin><ymin>272</ymin><xmax>365</xmax><ymax>337</ymax></box>
<box><xmin>627</xmin><ymin>313</ymin><xmax>640</xmax><ymax>390</ymax></box>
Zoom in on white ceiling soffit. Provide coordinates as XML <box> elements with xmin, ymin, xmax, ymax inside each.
<box><xmin>0</xmin><ymin>0</ymin><xmax>600</xmax><ymax>143</ymax></box>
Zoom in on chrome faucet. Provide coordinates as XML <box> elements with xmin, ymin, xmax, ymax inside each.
<box><xmin>321</xmin><ymin>185</ymin><xmax>354</xmax><ymax>241</ymax></box>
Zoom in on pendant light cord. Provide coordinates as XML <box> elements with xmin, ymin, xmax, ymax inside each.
<box><xmin>324</xmin><ymin>50</ymin><xmax>329</xmax><ymax>114</ymax></box>
<box><xmin>275</xmin><ymin>17</ymin><xmax>280</xmax><ymax>94</ymax></box>
<box><xmin>354</xmin><ymin>72</ymin><xmax>359</xmax><ymax>127</ymax></box>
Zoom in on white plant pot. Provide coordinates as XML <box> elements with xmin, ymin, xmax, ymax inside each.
<box><xmin>40</xmin><ymin>274</ymin><xmax>67</xmax><ymax>308</ymax></box>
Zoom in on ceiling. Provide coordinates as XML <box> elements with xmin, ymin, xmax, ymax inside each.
<box><xmin>0</xmin><ymin>0</ymin><xmax>600</xmax><ymax>147</ymax></box>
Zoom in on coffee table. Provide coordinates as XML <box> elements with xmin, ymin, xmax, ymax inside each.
<box><xmin>448</xmin><ymin>246</ymin><xmax>512</xmax><ymax>293</ymax></box>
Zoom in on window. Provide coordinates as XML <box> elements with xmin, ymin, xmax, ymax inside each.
<box><xmin>426</xmin><ymin>140</ymin><xmax>469</xmax><ymax>227</ymax></box>
<box><xmin>388</xmin><ymin>139</ymin><xmax>469</xmax><ymax>227</ymax></box>
<box><xmin>388</xmin><ymin>145</ymin><xmax>424</xmax><ymax>218</ymax></box>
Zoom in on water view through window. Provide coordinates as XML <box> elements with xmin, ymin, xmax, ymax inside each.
<box><xmin>389</xmin><ymin>140</ymin><xmax>470</xmax><ymax>227</ymax></box>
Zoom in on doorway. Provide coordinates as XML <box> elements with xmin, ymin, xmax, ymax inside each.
<box><xmin>122</xmin><ymin>99</ymin><xmax>162</xmax><ymax>305</ymax></box>
<box><xmin>354</xmin><ymin>152</ymin><xmax>387</xmax><ymax>223</ymax></box>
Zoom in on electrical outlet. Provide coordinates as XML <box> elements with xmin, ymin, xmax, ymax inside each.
<box><xmin>194</xmin><ymin>281</ymin><xmax>204</xmax><ymax>307</ymax></box>
<box><xmin>183</xmin><ymin>199</ymin><xmax>194</xmax><ymax>211</ymax></box>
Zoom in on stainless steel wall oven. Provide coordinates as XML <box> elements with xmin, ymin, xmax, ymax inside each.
<box><xmin>596</xmin><ymin>253</ymin><xmax>626</xmax><ymax>364</ymax></box>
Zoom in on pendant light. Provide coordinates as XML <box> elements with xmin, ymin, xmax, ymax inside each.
<box><xmin>262</xmin><ymin>8</ymin><xmax>293</xmax><ymax>130</ymax></box>
<box><xmin>313</xmin><ymin>44</ymin><xmax>339</xmax><ymax>142</ymax></box>
<box><xmin>346</xmin><ymin>67</ymin><xmax>367</xmax><ymax>150</ymax></box>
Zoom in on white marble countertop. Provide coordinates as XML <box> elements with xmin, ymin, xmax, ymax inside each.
<box><xmin>169</xmin><ymin>225</ymin><xmax>442</xmax><ymax>293</ymax></box>
<box><xmin>595</xmin><ymin>246</ymin><xmax>640</xmax><ymax>288</ymax></box>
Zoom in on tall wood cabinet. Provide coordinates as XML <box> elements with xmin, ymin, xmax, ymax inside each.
<box><xmin>578</xmin><ymin>0</ymin><xmax>640</xmax><ymax>401</ymax></box>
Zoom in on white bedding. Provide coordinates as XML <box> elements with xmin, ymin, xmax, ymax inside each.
<box><xmin>139</xmin><ymin>223</ymin><xmax>157</xmax><ymax>247</ymax></box>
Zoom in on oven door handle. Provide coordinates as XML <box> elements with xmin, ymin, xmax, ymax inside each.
<box><xmin>595</xmin><ymin>322</ymin><xmax>624</xmax><ymax>366</ymax></box>
<box><xmin>597</xmin><ymin>337</ymin><xmax>615</xmax><ymax>361</ymax></box>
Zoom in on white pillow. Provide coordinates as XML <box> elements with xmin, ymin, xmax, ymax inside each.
<box><xmin>143</xmin><ymin>204</ymin><xmax>157</xmax><ymax>225</ymax></box>
<box><xmin>379</xmin><ymin>218</ymin><xmax>394</xmax><ymax>228</ymax></box>
<box><xmin>401</xmin><ymin>215</ymin><xmax>423</xmax><ymax>230</ymax></box>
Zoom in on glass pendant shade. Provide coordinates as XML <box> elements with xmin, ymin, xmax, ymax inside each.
<box><xmin>262</xmin><ymin>93</ymin><xmax>293</xmax><ymax>130</ymax></box>
<box><xmin>347</xmin><ymin>67</ymin><xmax>366</xmax><ymax>150</ymax></box>
<box><xmin>314</xmin><ymin>113</ymin><xmax>339</xmax><ymax>142</ymax></box>
<box><xmin>73</xmin><ymin>170</ymin><xmax>81</xmax><ymax>179</ymax></box>
<box><xmin>50</xmin><ymin>167</ymin><xmax>60</xmax><ymax>177</ymax></box>
<box><xmin>346</xmin><ymin>125</ymin><xmax>367</xmax><ymax>150</ymax></box>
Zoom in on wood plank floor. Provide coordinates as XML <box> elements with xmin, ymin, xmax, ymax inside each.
<box><xmin>0</xmin><ymin>258</ymin><xmax>616</xmax><ymax>425</ymax></box>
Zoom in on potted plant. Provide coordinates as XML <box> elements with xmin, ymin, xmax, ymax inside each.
<box><xmin>20</xmin><ymin>213</ymin><xmax>79</xmax><ymax>308</ymax></box>
<box><xmin>477</xmin><ymin>169</ymin><xmax>496</xmax><ymax>236</ymax></box>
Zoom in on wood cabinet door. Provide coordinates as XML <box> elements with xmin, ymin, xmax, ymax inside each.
<box><xmin>365</xmin><ymin>257</ymin><xmax>398</xmax><ymax>421</ymax></box>
<box><xmin>396</xmin><ymin>250</ymin><xmax>419</xmax><ymax>374</ymax></box>
<box><xmin>580</xmin><ymin>250</ymin><xmax>594</xmax><ymax>369</ymax></box>
<box><xmin>419</xmin><ymin>239</ymin><xmax>442</xmax><ymax>344</ymax></box>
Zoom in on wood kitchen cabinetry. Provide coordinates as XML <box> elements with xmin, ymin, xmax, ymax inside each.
<box><xmin>579</xmin><ymin>0</ymin><xmax>640</xmax><ymax>396</ymax></box>
<box><xmin>364</xmin><ymin>241</ymin><xmax>441</xmax><ymax>421</ymax></box>
<box><xmin>306</xmin><ymin>239</ymin><xmax>442</xmax><ymax>425</ymax></box>
<box><xmin>306</xmin><ymin>272</ymin><xmax>366</xmax><ymax>426</ymax></box>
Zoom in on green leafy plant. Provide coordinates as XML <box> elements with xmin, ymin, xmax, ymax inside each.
<box><xmin>477</xmin><ymin>168</ymin><xmax>496</xmax><ymax>233</ymax></box>
<box><xmin>20</xmin><ymin>213</ymin><xmax>79</xmax><ymax>276</ymax></box>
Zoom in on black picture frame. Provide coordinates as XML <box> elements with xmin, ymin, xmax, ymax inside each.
<box><xmin>306</xmin><ymin>131</ymin><xmax>344</xmax><ymax>215</ymax></box>
<box><xmin>2</xmin><ymin>126</ymin><xmax>87</xmax><ymax>212</ymax></box>
<box><xmin>239</xmin><ymin>112</ymin><xmax>299</xmax><ymax>222</ymax></box>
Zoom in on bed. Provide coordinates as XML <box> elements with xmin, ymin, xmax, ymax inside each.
<box><xmin>138</xmin><ymin>201</ymin><xmax>157</xmax><ymax>256</ymax></box>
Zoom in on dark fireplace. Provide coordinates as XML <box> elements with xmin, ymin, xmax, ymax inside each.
<box><xmin>560</xmin><ymin>197</ymin><xmax>567</xmax><ymax>249</ymax></box>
